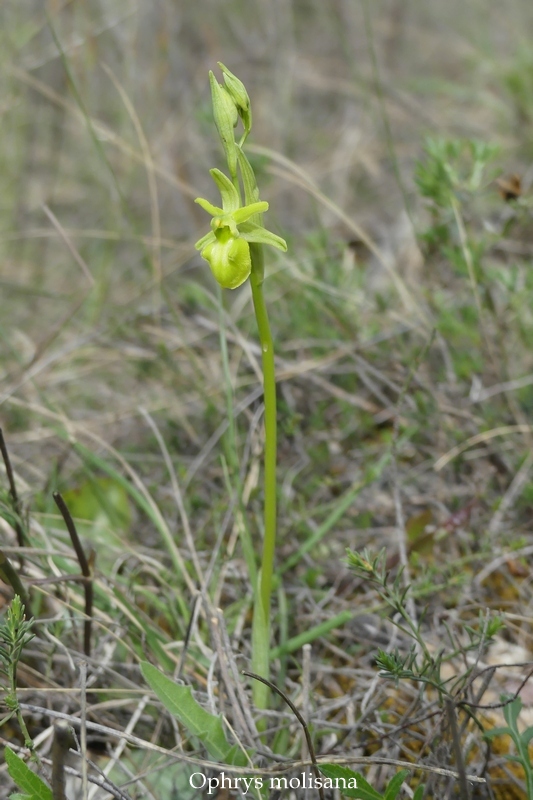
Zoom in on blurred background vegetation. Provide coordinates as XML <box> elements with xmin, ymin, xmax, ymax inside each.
<box><xmin>2</xmin><ymin>0</ymin><xmax>532</xmax><ymax>493</ymax></box>
<box><xmin>2</xmin><ymin>1</ymin><xmax>533</xmax><ymax>797</ymax></box>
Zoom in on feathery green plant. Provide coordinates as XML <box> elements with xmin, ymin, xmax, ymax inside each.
<box><xmin>347</xmin><ymin>548</ymin><xmax>505</xmax><ymax>703</ymax></box>
<box><xmin>0</xmin><ymin>595</ymin><xmax>37</xmax><ymax>759</ymax></box>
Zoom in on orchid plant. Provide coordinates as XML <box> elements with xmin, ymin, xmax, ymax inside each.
<box><xmin>195</xmin><ymin>64</ymin><xmax>287</xmax><ymax>707</ymax></box>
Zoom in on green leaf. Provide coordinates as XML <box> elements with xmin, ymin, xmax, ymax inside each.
<box><xmin>384</xmin><ymin>769</ymin><xmax>410</xmax><ymax>800</ymax></box>
<box><xmin>4</xmin><ymin>748</ymin><xmax>53</xmax><ymax>800</ymax></box>
<box><xmin>483</xmin><ymin>726</ymin><xmax>511</xmax><ymax>740</ymax></box>
<box><xmin>505</xmin><ymin>755</ymin><xmax>525</xmax><ymax>765</ymax></box>
<box><xmin>521</xmin><ymin>725</ymin><xmax>533</xmax><ymax>745</ymax></box>
<box><xmin>319</xmin><ymin>764</ymin><xmax>382</xmax><ymax>799</ymax></box>
<box><xmin>140</xmin><ymin>662</ymin><xmax>247</xmax><ymax>765</ymax></box>
<box><xmin>232</xmin><ymin>202</ymin><xmax>269</xmax><ymax>225</ymax></box>
<box><xmin>412</xmin><ymin>785</ymin><xmax>425</xmax><ymax>800</ymax></box>
<box><xmin>503</xmin><ymin>697</ymin><xmax>522</xmax><ymax>730</ymax></box>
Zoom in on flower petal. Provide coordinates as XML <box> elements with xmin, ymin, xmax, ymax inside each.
<box><xmin>232</xmin><ymin>201</ymin><xmax>268</xmax><ymax>224</ymax></box>
<box><xmin>194</xmin><ymin>230</ymin><xmax>216</xmax><ymax>250</ymax></box>
<box><xmin>239</xmin><ymin>222</ymin><xmax>287</xmax><ymax>251</ymax></box>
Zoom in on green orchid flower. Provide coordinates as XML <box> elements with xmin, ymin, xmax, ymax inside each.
<box><xmin>195</xmin><ymin>167</ymin><xmax>287</xmax><ymax>289</ymax></box>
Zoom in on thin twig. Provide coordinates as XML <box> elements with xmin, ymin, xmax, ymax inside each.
<box><xmin>176</xmin><ymin>591</ymin><xmax>200</xmax><ymax>682</ymax></box>
<box><xmin>451</xmin><ymin>198</ymin><xmax>497</xmax><ymax>369</ymax></box>
<box><xmin>87</xmin><ymin>694</ymin><xmax>150</xmax><ymax>800</ymax></box>
<box><xmin>302</xmin><ymin>644</ymin><xmax>312</xmax><ymax>800</ymax></box>
<box><xmin>487</xmin><ymin>450</ymin><xmax>533</xmax><ymax>537</ymax></box>
<box><xmin>211</xmin><ymin>603</ymin><xmax>259</xmax><ymax>743</ymax></box>
<box><xmin>242</xmin><ymin>670</ymin><xmax>325</xmax><ymax>800</ymax></box>
<box><xmin>209</xmin><ymin>610</ymin><xmax>256</xmax><ymax>747</ymax></box>
<box><xmin>445</xmin><ymin>699</ymin><xmax>470</xmax><ymax>800</ymax></box>
<box><xmin>51</xmin><ymin>721</ymin><xmax>73</xmax><ymax>800</ymax></box>
<box><xmin>53</xmin><ymin>492</ymin><xmax>93</xmax><ymax>657</ymax></box>
<box><xmin>79</xmin><ymin>661</ymin><xmax>88</xmax><ymax>800</ymax></box>
<box><xmin>459</xmin><ymin>663</ymin><xmax>533</xmax><ymax>711</ymax></box>
<box><xmin>42</xmin><ymin>204</ymin><xmax>95</xmax><ymax>286</ymax></box>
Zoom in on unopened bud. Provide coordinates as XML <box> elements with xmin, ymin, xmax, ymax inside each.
<box><xmin>218</xmin><ymin>62</ymin><xmax>252</xmax><ymax>137</ymax></box>
<box><xmin>209</xmin><ymin>71</ymin><xmax>238</xmax><ymax>177</ymax></box>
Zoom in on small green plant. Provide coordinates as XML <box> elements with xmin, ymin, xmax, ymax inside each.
<box><xmin>0</xmin><ymin>595</ymin><xmax>37</xmax><ymax>759</ymax></box>
<box><xmin>4</xmin><ymin>746</ymin><xmax>53</xmax><ymax>800</ymax></box>
<box><xmin>415</xmin><ymin>137</ymin><xmax>499</xmax><ymax>211</ymax></box>
<box><xmin>319</xmin><ymin>764</ymin><xmax>424</xmax><ymax>800</ymax></box>
<box><xmin>414</xmin><ymin>136</ymin><xmax>502</xmax><ymax>371</ymax></box>
<box><xmin>346</xmin><ymin>548</ymin><xmax>505</xmax><ymax>703</ymax></box>
<box><xmin>484</xmin><ymin>695</ymin><xmax>533</xmax><ymax>798</ymax></box>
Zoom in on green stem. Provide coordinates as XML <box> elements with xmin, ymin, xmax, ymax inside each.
<box><xmin>11</xmin><ymin>665</ymin><xmax>36</xmax><ymax>759</ymax></box>
<box><xmin>249</xmin><ymin>246</ymin><xmax>277</xmax><ymax>626</ymax></box>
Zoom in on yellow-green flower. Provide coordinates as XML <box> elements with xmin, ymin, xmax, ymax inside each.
<box><xmin>195</xmin><ymin>168</ymin><xmax>287</xmax><ymax>289</ymax></box>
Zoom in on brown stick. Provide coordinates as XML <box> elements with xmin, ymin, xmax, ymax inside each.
<box><xmin>242</xmin><ymin>670</ymin><xmax>325</xmax><ymax>800</ymax></box>
<box><xmin>0</xmin><ymin>428</ymin><xmax>26</xmax><ymax>548</ymax></box>
<box><xmin>51</xmin><ymin>721</ymin><xmax>73</xmax><ymax>800</ymax></box>
<box><xmin>53</xmin><ymin>492</ymin><xmax>94</xmax><ymax>657</ymax></box>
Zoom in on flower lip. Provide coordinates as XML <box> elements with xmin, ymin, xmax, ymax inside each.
<box><xmin>201</xmin><ymin>235</ymin><xmax>251</xmax><ymax>289</ymax></box>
